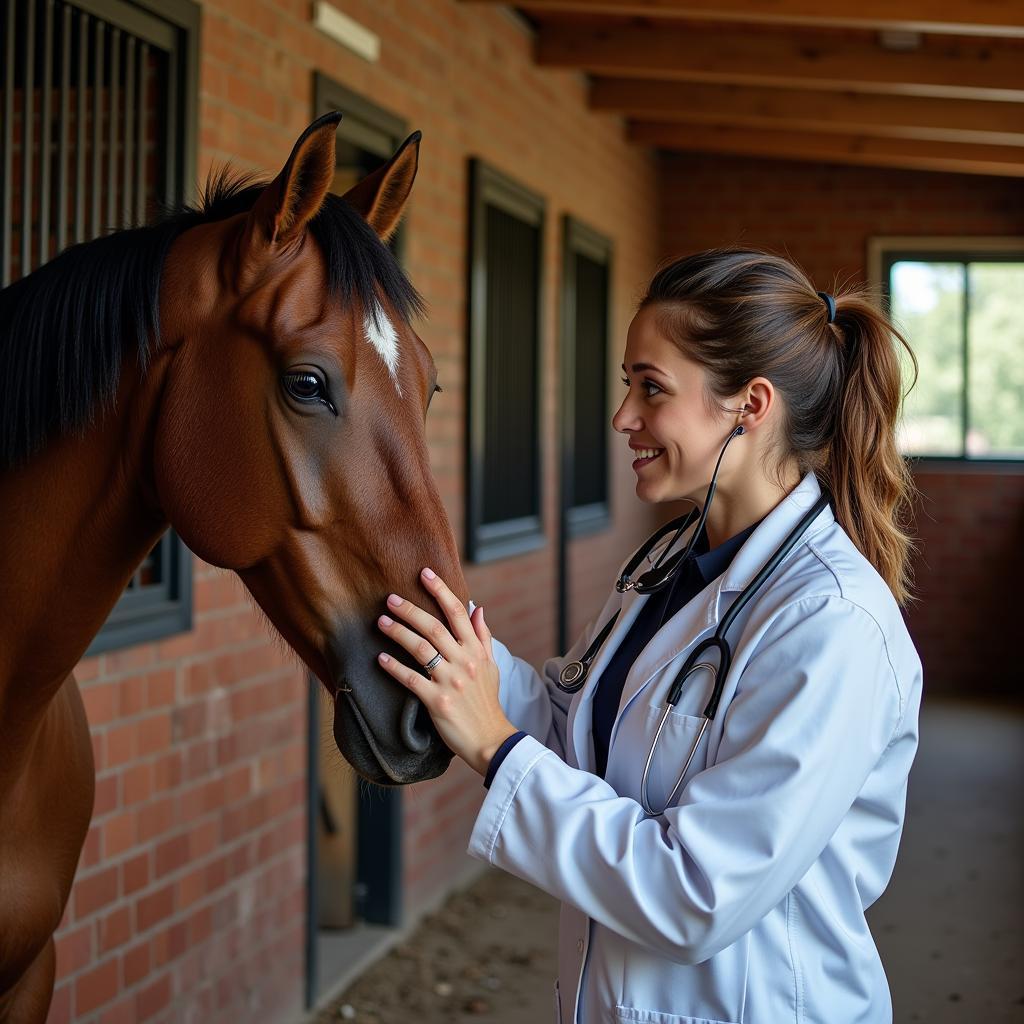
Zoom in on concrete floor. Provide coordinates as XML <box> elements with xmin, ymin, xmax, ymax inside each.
<box><xmin>320</xmin><ymin>697</ymin><xmax>1024</xmax><ymax>1023</ymax></box>
<box><xmin>867</xmin><ymin>698</ymin><xmax>1024</xmax><ymax>1023</ymax></box>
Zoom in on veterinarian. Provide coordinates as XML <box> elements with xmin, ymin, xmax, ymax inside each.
<box><xmin>375</xmin><ymin>248</ymin><xmax>923</xmax><ymax>1024</ymax></box>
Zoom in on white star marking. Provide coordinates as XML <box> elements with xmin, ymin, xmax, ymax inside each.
<box><xmin>364</xmin><ymin>303</ymin><xmax>402</xmax><ymax>395</ymax></box>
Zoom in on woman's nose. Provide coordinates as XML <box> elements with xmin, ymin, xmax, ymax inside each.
<box><xmin>612</xmin><ymin>395</ymin><xmax>639</xmax><ymax>434</ymax></box>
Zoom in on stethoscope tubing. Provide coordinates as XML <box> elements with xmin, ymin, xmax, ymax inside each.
<box><xmin>640</xmin><ymin>491</ymin><xmax>831</xmax><ymax>815</ymax></box>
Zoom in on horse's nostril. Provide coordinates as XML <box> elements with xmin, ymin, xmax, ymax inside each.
<box><xmin>400</xmin><ymin>694</ymin><xmax>433</xmax><ymax>754</ymax></box>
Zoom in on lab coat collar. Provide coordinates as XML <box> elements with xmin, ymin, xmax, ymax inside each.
<box><xmin>717</xmin><ymin>471</ymin><xmax>833</xmax><ymax>599</ymax></box>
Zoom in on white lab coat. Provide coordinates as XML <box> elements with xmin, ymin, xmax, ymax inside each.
<box><xmin>467</xmin><ymin>471</ymin><xmax>922</xmax><ymax>1024</ymax></box>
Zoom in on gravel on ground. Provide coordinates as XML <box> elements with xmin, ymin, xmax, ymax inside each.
<box><xmin>317</xmin><ymin>869</ymin><xmax>559</xmax><ymax>1024</ymax></box>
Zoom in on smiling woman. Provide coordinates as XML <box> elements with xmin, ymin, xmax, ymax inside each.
<box><xmin>0</xmin><ymin>113</ymin><xmax>465</xmax><ymax>1022</ymax></box>
<box><xmin>370</xmin><ymin>247</ymin><xmax>924</xmax><ymax>1024</ymax></box>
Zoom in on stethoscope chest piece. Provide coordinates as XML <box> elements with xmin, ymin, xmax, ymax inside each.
<box><xmin>558</xmin><ymin>660</ymin><xmax>587</xmax><ymax>693</ymax></box>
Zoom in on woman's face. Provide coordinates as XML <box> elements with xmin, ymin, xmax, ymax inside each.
<box><xmin>612</xmin><ymin>304</ymin><xmax>738</xmax><ymax>505</ymax></box>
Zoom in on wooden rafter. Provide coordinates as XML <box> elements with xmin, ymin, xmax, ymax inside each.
<box><xmin>537</xmin><ymin>22</ymin><xmax>1024</xmax><ymax>101</ymax></box>
<box><xmin>591</xmin><ymin>78</ymin><xmax>1024</xmax><ymax>146</ymax></box>
<box><xmin>628</xmin><ymin>121</ymin><xmax>1024</xmax><ymax>176</ymax></box>
<box><xmin>467</xmin><ymin>0</ymin><xmax>1024</xmax><ymax>39</ymax></box>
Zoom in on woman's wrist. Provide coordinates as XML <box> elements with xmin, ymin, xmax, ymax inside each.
<box><xmin>474</xmin><ymin>725</ymin><xmax>520</xmax><ymax>776</ymax></box>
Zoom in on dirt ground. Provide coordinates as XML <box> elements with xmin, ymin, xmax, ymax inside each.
<box><xmin>317</xmin><ymin>870</ymin><xmax>560</xmax><ymax>1024</ymax></box>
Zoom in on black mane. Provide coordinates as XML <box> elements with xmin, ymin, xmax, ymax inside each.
<box><xmin>0</xmin><ymin>169</ymin><xmax>424</xmax><ymax>470</ymax></box>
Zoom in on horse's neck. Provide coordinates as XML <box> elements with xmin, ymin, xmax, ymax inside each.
<box><xmin>0</xmin><ymin>355</ymin><xmax>169</xmax><ymax>737</ymax></box>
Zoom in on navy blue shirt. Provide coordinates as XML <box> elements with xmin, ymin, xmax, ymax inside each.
<box><xmin>484</xmin><ymin>519</ymin><xmax>760</xmax><ymax>788</ymax></box>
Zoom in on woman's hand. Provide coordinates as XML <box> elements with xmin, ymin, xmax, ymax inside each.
<box><xmin>376</xmin><ymin>567</ymin><xmax>518</xmax><ymax>776</ymax></box>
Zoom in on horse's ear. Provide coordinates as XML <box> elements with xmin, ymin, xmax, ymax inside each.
<box><xmin>340</xmin><ymin>131</ymin><xmax>421</xmax><ymax>243</ymax></box>
<box><xmin>249</xmin><ymin>112</ymin><xmax>342</xmax><ymax>248</ymax></box>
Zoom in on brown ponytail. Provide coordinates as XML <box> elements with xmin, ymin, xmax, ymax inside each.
<box><xmin>826</xmin><ymin>294</ymin><xmax>918</xmax><ymax>606</ymax></box>
<box><xmin>640</xmin><ymin>247</ymin><xmax>919</xmax><ymax>606</ymax></box>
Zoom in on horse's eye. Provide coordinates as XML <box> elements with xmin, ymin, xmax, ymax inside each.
<box><xmin>283</xmin><ymin>372</ymin><xmax>324</xmax><ymax>402</ymax></box>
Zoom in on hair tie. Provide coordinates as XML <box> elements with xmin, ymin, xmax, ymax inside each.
<box><xmin>817</xmin><ymin>291</ymin><xmax>836</xmax><ymax>324</ymax></box>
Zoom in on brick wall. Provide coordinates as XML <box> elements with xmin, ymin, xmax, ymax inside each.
<box><xmin>50</xmin><ymin>2</ymin><xmax>662</xmax><ymax>1021</ymax></box>
<box><xmin>51</xmin><ymin>566</ymin><xmax>307</xmax><ymax>1024</ymax></box>
<box><xmin>660</xmin><ymin>152</ymin><xmax>1024</xmax><ymax>696</ymax></box>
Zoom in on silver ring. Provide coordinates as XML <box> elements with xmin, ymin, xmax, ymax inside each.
<box><xmin>421</xmin><ymin>652</ymin><xmax>443</xmax><ymax>676</ymax></box>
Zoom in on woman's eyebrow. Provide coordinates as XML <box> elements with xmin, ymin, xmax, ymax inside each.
<box><xmin>622</xmin><ymin>361</ymin><xmax>668</xmax><ymax>375</ymax></box>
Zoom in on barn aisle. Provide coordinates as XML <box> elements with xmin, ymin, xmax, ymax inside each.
<box><xmin>869</xmin><ymin>697</ymin><xmax>1024</xmax><ymax>1023</ymax></box>
<box><xmin>318</xmin><ymin>698</ymin><xmax>1023</xmax><ymax>1023</ymax></box>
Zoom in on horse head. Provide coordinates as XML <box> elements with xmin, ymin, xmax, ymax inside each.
<box><xmin>151</xmin><ymin>114</ymin><xmax>465</xmax><ymax>784</ymax></box>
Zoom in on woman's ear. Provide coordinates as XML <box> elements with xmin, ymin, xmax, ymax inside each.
<box><xmin>734</xmin><ymin>378</ymin><xmax>775</xmax><ymax>434</ymax></box>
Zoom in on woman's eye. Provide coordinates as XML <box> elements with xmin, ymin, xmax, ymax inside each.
<box><xmin>283</xmin><ymin>372</ymin><xmax>325</xmax><ymax>402</ymax></box>
<box><xmin>622</xmin><ymin>376</ymin><xmax>662</xmax><ymax>398</ymax></box>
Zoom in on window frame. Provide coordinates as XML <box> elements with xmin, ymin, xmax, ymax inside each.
<box><xmin>867</xmin><ymin>235</ymin><xmax>1024</xmax><ymax>469</ymax></box>
<box><xmin>465</xmin><ymin>159</ymin><xmax>546</xmax><ymax>563</ymax></box>
<box><xmin>0</xmin><ymin>0</ymin><xmax>199</xmax><ymax>654</ymax></box>
<box><xmin>560</xmin><ymin>214</ymin><xmax>613</xmax><ymax>538</ymax></box>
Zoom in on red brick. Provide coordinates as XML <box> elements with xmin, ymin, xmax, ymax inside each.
<box><xmin>144</xmin><ymin>669</ymin><xmax>177</xmax><ymax>708</ymax></box>
<box><xmin>105</xmin><ymin>722</ymin><xmax>136</xmax><ymax>768</ymax></box>
<box><xmin>137</xmin><ymin>796</ymin><xmax>175</xmax><ymax>843</ymax></box>
<box><xmin>116</xmin><ymin>676</ymin><xmax>146</xmax><ymax>717</ymax></box>
<box><xmin>137</xmin><ymin>712</ymin><xmax>172</xmax><ymax>756</ymax></box>
<box><xmin>74</xmin><ymin>865</ymin><xmax>119</xmax><ymax>918</ymax></box>
<box><xmin>98</xmin><ymin>905</ymin><xmax>132</xmax><ymax>954</ymax></box>
<box><xmin>81</xmin><ymin>682</ymin><xmax>118</xmax><ymax>726</ymax></box>
<box><xmin>121</xmin><ymin>851</ymin><xmax>151</xmax><ymax>895</ymax></box>
<box><xmin>123</xmin><ymin>939</ymin><xmax>151</xmax><ymax>987</ymax></box>
<box><xmin>75</xmin><ymin>957</ymin><xmax>119</xmax><ymax>1015</ymax></box>
<box><xmin>103</xmin><ymin>811</ymin><xmax>137</xmax><ymax>858</ymax></box>
<box><xmin>153</xmin><ymin>750</ymin><xmax>184</xmax><ymax>791</ymax></box>
<box><xmin>151</xmin><ymin>920</ymin><xmax>188</xmax><ymax>969</ymax></box>
<box><xmin>135</xmin><ymin>972</ymin><xmax>173</xmax><ymax>1021</ymax></box>
<box><xmin>54</xmin><ymin>923</ymin><xmax>93</xmax><ymax>976</ymax></box>
<box><xmin>98</xmin><ymin>994</ymin><xmax>137</xmax><ymax>1024</ymax></box>
<box><xmin>154</xmin><ymin>833</ymin><xmax>190</xmax><ymax>877</ymax></box>
<box><xmin>48</xmin><ymin>982</ymin><xmax>72</xmax><ymax>1024</ymax></box>
<box><xmin>123</xmin><ymin>763</ymin><xmax>154</xmax><ymax>805</ymax></box>
<box><xmin>135</xmin><ymin>882</ymin><xmax>176</xmax><ymax>932</ymax></box>
<box><xmin>104</xmin><ymin>643</ymin><xmax>156</xmax><ymax>675</ymax></box>
<box><xmin>93</xmin><ymin>774</ymin><xmax>119</xmax><ymax>818</ymax></box>
<box><xmin>80</xmin><ymin>824</ymin><xmax>103</xmax><ymax>869</ymax></box>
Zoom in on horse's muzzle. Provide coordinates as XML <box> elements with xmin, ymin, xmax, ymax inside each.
<box><xmin>325</xmin><ymin>627</ymin><xmax>453</xmax><ymax>785</ymax></box>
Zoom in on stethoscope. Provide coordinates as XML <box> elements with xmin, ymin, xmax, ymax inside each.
<box><xmin>557</xmin><ymin>422</ymin><xmax>832</xmax><ymax>815</ymax></box>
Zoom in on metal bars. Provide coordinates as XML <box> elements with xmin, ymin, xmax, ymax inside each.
<box><xmin>0</xmin><ymin>0</ymin><xmax>169</xmax><ymax>285</ymax></box>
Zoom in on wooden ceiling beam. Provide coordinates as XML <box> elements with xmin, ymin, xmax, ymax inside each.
<box><xmin>628</xmin><ymin>120</ymin><xmax>1024</xmax><ymax>176</ymax></box>
<box><xmin>473</xmin><ymin>0</ymin><xmax>1024</xmax><ymax>39</ymax></box>
<box><xmin>591</xmin><ymin>78</ymin><xmax>1024</xmax><ymax>146</ymax></box>
<box><xmin>537</xmin><ymin>23</ymin><xmax>1024</xmax><ymax>101</ymax></box>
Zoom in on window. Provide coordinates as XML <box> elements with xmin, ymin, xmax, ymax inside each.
<box><xmin>466</xmin><ymin>160</ymin><xmax>545</xmax><ymax>562</ymax></box>
<box><xmin>871</xmin><ymin>238</ymin><xmax>1024</xmax><ymax>460</ymax></box>
<box><xmin>1</xmin><ymin>0</ymin><xmax>199</xmax><ymax>653</ymax></box>
<box><xmin>561</xmin><ymin>216</ymin><xmax>612</xmax><ymax>536</ymax></box>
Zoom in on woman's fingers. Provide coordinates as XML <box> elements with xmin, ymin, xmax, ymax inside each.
<box><xmin>378</xmin><ymin>612</ymin><xmax>450</xmax><ymax>669</ymax></box>
<box><xmin>419</xmin><ymin>568</ymin><xmax>477</xmax><ymax>646</ymax></box>
<box><xmin>377</xmin><ymin>652</ymin><xmax>429</xmax><ymax>697</ymax></box>
<box><xmin>471</xmin><ymin>605</ymin><xmax>493</xmax><ymax>657</ymax></box>
<box><xmin>380</xmin><ymin>593</ymin><xmax>462</xmax><ymax>664</ymax></box>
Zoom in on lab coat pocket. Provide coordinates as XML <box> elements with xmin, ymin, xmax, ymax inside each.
<box><xmin>616</xmin><ymin>1007</ymin><xmax>738</xmax><ymax>1024</ymax></box>
<box><xmin>641</xmin><ymin>706</ymin><xmax>710</xmax><ymax>812</ymax></box>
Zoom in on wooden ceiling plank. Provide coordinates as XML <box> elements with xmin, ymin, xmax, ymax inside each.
<box><xmin>470</xmin><ymin>0</ymin><xmax>1024</xmax><ymax>39</ymax></box>
<box><xmin>591</xmin><ymin>78</ymin><xmax>1024</xmax><ymax>146</ymax></box>
<box><xmin>627</xmin><ymin>119</ymin><xmax>1024</xmax><ymax>176</ymax></box>
<box><xmin>537</xmin><ymin>23</ymin><xmax>1024</xmax><ymax>101</ymax></box>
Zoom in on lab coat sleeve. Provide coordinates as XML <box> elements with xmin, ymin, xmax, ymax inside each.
<box><xmin>487</xmin><ymin>625</ymin><xmax>592</xmax><ymax>762</ymax></box>
<box><xmin>468</xmin><ymin>595</ymin><xmax>906</xmax><ymax>965</ymax></box>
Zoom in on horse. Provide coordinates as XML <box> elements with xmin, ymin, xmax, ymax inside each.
<box><xmin>0</xmin><ymin>112</ymin><xmax>467</xmax><ymax>1023</ymax></box>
